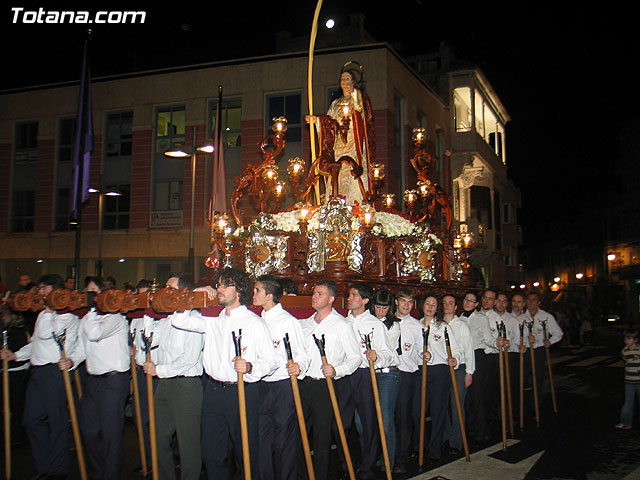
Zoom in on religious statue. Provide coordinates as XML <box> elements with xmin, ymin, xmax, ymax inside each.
<box><xmin>306</xmin><ymin>61</ymin><xmax>376</xmax><ymax>205</ymax></box>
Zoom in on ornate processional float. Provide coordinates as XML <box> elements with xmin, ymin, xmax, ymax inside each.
<box><xmin>203</xmin><ymin>62</ymin><xmax>475</xmax><ymax>298</ymax></box>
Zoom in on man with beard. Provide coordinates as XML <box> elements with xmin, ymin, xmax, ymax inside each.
<box><xmin>171</xmin><ymin>268</ymin><xmax>278</xmax><ymax>479</ymax></box>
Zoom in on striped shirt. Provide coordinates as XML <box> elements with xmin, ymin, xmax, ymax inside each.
<box><xmin>622</xmin><ymin>346</ymin><xmax>640</xmax><ymax>384</ymax></box>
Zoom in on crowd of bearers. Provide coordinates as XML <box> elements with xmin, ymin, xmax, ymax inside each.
<box><xmin>2</xmin><ymin>272</ymin><xmax>566</xmax><ymax>480</ymax></box>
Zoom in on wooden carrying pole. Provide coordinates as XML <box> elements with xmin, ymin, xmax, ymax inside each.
<box><xmin>527</xmin><ymin>323</ymin><xmax>540</xmax><ymax>427</ymax></box>
<box><xmin>74</xmin><ymin>369</ymin><xmax>83</xmax><ymax>400</ymax></box>
<box><xmin>3</xmin><ymin>331</ymin><xmax>11</xmax><ymax>480</ymax></box>
<box><xmin>130</xmin><ymin>330</ymin><xmax>147</xmax><ymax>477</ymax></box>
<box><xmin>501</xmin><ymin>324</ymin><xmax>514</xmax><ymax>437</ymax></box>
<box><xmin>233</xmin><ymin>330</ymin><xmax>252</xmax><ymax>480</ymax></box>
<box><xmin>283</xmin><ymin>334</ymin><xmax>315</xmax><ymax>480</ymax></box>
<box><xmin>498</xmin><ymin>324</ymin><xmax>507</xmax><ymax>450</ymax></box>
<box><xmin>143</xmin><ymin>333</ymin><xmax>159</xmax><ymax>480</ymax></box>
<box><xmin>542</xmin><ymin>321</ymin><xmax>558</xmax><ymax>413</ymax></box>
<box><xmin>519</xmin><ymin>324</ymin><xmax>525</xmax><ymax>431</ymax></box>
<box><xmin>418</xmin><ymin>327</ymin><xmax>429</xmax><ymax>469</ymax></box>
<box><xmin>363</xmin><ymin>334</ymin><xmax>392</xmax><ymax>480</ymax></box>
<box><xmin>444</xmin><ymin>328</ymin><xmax>470</xmax><ymax>462</ymax></box>
<box><xmin>313</xmin><ymin>334</ymin><xmax>355</xmax><ymax>480</ymax></box>
<box><xmin>53</xmin><ymin>331</ymin><xmax>87</xmax><ymax>480</ymax></box>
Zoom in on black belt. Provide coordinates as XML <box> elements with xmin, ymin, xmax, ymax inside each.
<box><xmin>91</xmin><ymin>370</ymin><xmax>128</xmax><ymax>378</ymax></box>
<box><xmin>206</xmin><ymin>375</ymin><xmax>237</xmax><ymax>387</ymax></box>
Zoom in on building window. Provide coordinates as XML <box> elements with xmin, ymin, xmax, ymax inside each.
<box><xmin>106</xmin><ymin>111</ymin><xmax>132</xmax><ymax>157</ymax></box>
<box><xmin>416</xmin><ymin>109</ymin><xmax>428</xmax><ymax>129</ymax></box>
<box><xmin>54</xmin><ymin>117</ymin><xmax>76</xmax><ymax>231</ymax></box>
<box><xmin>14</xmin><ymin>121</ymin><xmax>38</xmax><ymax>164</ymax></box>
<box><xmin>267</xmin><ymin>93</ymin><xmax>301</xmax><ymax>142</ymax></box>
<box><xmin>210</xmin><ymin>99</ymin><xmax>242</xmax><ymax>148</ymax></box>
<box><xmin>12</xmin><ymin>190</ymin><xmax>35</xmax><ymax>232</ymax></box>
<box><xmin>104</xmin><ymin>185</ymin><xmax>130</xmax><ymax>230</ymax></box>
<box><xmin>503</xmin><ymin>203</ymin><xmax>512</xmax><ymax>224</ymax></box>
<box><xmin>153</xmin><ymin>106</ymin><xmax>185</xmax><ymax>222</ymax></box>
<box><xmin>12</xmin><ymin>122</ymin><xmax>37</xmax><ymax>232</ymax></box>
<box><xmin>453</xmin><ymin>88</ymin><xmax>472</xmax><ymax>132</ymax></box>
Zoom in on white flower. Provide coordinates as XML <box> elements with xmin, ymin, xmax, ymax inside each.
<box><xmin>374</xmin><ymin>212</ymin><xmax>414</xmax><ymax>237</ymax></box>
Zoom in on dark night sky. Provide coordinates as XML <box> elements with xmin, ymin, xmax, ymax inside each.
<box><xmin>2</xmin><ymin>1</ymin><xmax>636</xmax><ymax>247</ymax></box>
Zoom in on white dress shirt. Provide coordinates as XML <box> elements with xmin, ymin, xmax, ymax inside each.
<box><xmin>482</xmin><ymin>309</ymin><xmax>501</xmax><ymax>354</ymax></box>
<box><xmin>171</xmin><ymin>305</ymin><xmax>279</xmax><ymax>383</ymax></box>
<box><xmin>155</xmin><ymin>311</ymin><xmax>204</xmax><ymax>378</ymax></box>
<box><xmin>15</xmin><ymin>310</ymin><xmax>79</xmax><ymax>366</ymax></box>
<box><xmin>300</xmin><ymin>308</ymin><xmax>361</xmax><ymax>380</ymax></box>
<box><xmin>262</xmin><ymin>303</ymin><xmax>311</xmax><ymax>382</ymax></box>
<box><xmin>397</xmin><ymin>314</ymin><xmax>424</xmax><ymax>373</ymax></box>
<box><xmin>497</xmin><ymin>311</ymin><xmax>521</xmax><ymax>353</ymax></box>
<box><xmin>419</xmin><ymin>318</ymin><xmax>462</xmax><ymax>368</ymax></box>
<box><xmin>447</xmin><ymin>316</ymin><xmax>475</xmax><ymax>375</ymax></box>
<box><xmin>462</xmin><ymin>310</ymin><xmax>494</xmax><ymax>352</ymax></box>
<box><xmin>130</xmin><ymin>315</ymin><xmax>167</xmax><ymax>366</ymax></box>
<box><xmin>522</xmin><ymin>309</ymin><xmax>563</xmax><ymax>348</ymax></box>
<box><xmin>69</xmin><ymin>309</ymin><xmax>130</xmax><ymax>375</ymax></box>
<box><xmin>347</xmin><ymin>310</ymin><xmax>398</xmax><ymax>369</ymax></box>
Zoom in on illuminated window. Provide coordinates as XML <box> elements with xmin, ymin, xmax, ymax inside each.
<box><xmin>453</xmin><ymin>88</ymin><xmax>472</xmax><ymax>132</ymax></box>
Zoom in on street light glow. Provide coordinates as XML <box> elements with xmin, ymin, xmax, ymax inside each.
<box><xmin>576</xmin><ymin>273</ymin><xmax>584</xmax><ymax>279</ymax></box>
<box><xmin>325</xmin><ymin>18</ymin><xmax>335</xmax><ymax>28</ymax></box>
<box><xmin>607</xmin><ymin>253</ymin><xmax>616</xmax><ymax>261</ymax></box>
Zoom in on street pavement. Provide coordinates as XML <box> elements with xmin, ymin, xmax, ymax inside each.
<box><xmin>4</xmin><ymin>325</ymin><xmax>640</xmax><ymax>479</ymax></box>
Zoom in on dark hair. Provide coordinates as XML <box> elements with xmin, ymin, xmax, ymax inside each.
<box><xmin>349</xmin><ymin>282</ymin><xmax>373</xmax><ymax>303</ymax></box>
<box><xmin>217</xmin><ymin>268</ymin><xmax>253</xmax><ymax>306</ymax></box>
<box><xmin>316</xmin><ymin>279</ymin><xmax>338</xmax><ymax>300</ymax></box>
<box><xmin>483</xmin><ymin>288</ymin><xmax>497</xmax><ymax>298</ymax></box>
<box><xmin>511</xmin><ymin>292</ymin><xmax>525</xmax><ymax>301</ymax></box>
<box><xmin>396</xmin><ymin>287</ymin><xmax>415</xmax><ymax>300</ymax></box>
<box><xmin>279</xmin><ymin>277</ymin><xmax>298</xmax><ymax>295</ymax></box>
<box><xmin>84</xmin><ymin>276</ymin><xmax>106</xmax><ymax>292</ymax></box>
<box><xmin>38</xmin><ymin>274</ymin><xmax>64</xmax><ymax>290</ymax></box>
<box><xmin>123</xmin><ymin>282</ymin><xmax>136</xmax><ymax>293</ymax></box>
<box><xmin>527</xmin><ymin>292</ymin><xmax>541</xmax><ymax>301</ymax></box>
<box><xmin>624</xmin><ymin>328</ymin><xmax>640</xmax><ymax>341</ymax></box>
<box><xmin>136</xmin><ymin>279</ymin><xmax>152</xmax><ymax>291</ymax></box>
<box><xmin>463</xmin><ymin>290</ymin><xmax>478</xmax><ymax>303</ymax></box>
<box><xmin>422</xmin><ymin>294</ymin><xmax>445</xmax><ymax>327</ymax></box>
<box><xmin>370</xmin><ymin>289</ymin><xmax>398</xmax><ymax>329</ymax></box>
<box><xmin>257</xmin><ymin>274</ymin><xmax>283</xmax><ymax>303</ymax></box>
<box><xmin>168</xmin><ymin>272</ymin><xmax>195</xmax><ymax>292</ymax></box>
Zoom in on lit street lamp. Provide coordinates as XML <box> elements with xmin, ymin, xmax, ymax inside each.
<box><xmin>88</xmin><ymin>186</ymin><xmax>122</xmax><ymax>277</ymax></box>
<box><xmin>164</xmin><ymin>129</ymin><xmax>214</xmax><ymax>276</ymax></box>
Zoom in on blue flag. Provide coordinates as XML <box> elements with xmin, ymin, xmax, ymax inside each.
<box><xmin>70</xmin><ymin>38</ymin><xmax>93</xmax><ymax>220</ymax></box>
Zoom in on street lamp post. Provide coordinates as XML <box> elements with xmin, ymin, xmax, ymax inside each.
<box><xmin>89</xmin><ymin>186</ymin><xmax>122</xmax><ymax>277</ymax></box>
<box><xmin>164</xmin><ymin>128</ymin><xmax>213</xmax><ymax>277</ymax></box>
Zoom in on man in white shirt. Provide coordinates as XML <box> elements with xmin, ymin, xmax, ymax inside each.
<box><xmin>171</xmin><ymin>267</ymin><xmax>278</xmax><ymax>480</ymax></box>
<box><xmin>521</xmin><ymin>292</ymin><xmax>563</xmax><ymax>408</ymax></box>
<box><xmin>340</xmin><ymin>282</ymin><xmax>396</xmax><ymax>480</ymax></box>
<box><xmin>460</xmin><ymin>290</ymin><xmax>494</xmax><ymax>444</ymax></box>
<box><xmin>1</xmin><ymin>274</ymin><xmax>79</xmax><ymax>479</ymax></box>
<box><xmin>442</xmin><ymin>294</ymin><xmax>474</xmax><ymax>454</ymax></box>
<box><xmin>253</xmin><ymin>274</ymin><xmax>310</xmax><ymax>480</ymax></box>
<box><xmin>494</xmin><ymin>292</ymin><xmax>520</xmax><ymax>422</ymax></box>
<box><xmin>393</xmin><ymin>288</ymin><xmax>423</xmax><ymax>474</ymax></box>
<box><xmin>299</xmin><ymin>279</ymin><xmax>361</xmax><ymax>480</ymax></box>
<box><xmin>143</xmin><ymin>273</ymin><xmax>204</xmax><ymax>480</ymax></box>
<box><xmin>62</xmin><ymin>304</ymin><xmax>130</xmax><ymax>480</ymax></box>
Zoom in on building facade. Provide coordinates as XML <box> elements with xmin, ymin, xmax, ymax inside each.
<box><xmin>0</xmin><ymin>40</ymin><xmax>520</xmax><ymax>291</ymax></box>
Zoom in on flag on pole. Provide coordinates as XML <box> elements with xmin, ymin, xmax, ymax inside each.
<box><xmin>209</xmin><ymin>85</ymin><xmax>228</xmax><ymax>217</ymax></box>
<box><xmin>70</xmin><ymin>36</ymin><xmax>94</xmax><ymax>220</ymax></box>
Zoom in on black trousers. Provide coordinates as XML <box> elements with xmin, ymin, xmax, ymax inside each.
<box><xmin>299</xmin><ymin>378</ymin><xmax>333</xmax><ymax>480</ymax></box>
<box><xmin>395</xmin><ymin>369</ymin><xmax>420</xmax><ymax>464</ymax></box>
<box><xmin>333</xmin><ymin>368</ymin><xmax>379</xmax><ymax>477</ymax></box>
<box><xmin>425</xmin><ymin>364</ymin><xmax>450</xmax><ymax>460</ymax></box>
<box><xmin>465</xmin><ymin>349</ymin><xmax>492</xmax><ymax>441</ymax></box>
<box><xmin>201</xmin><ymin>377</ymin><xmax>259</xmax><ymax>480</ymax></box>
<box><xmin>259</xmin><ymin>379</ymin><xmax>298</xmax><ymax>480</ymax></box>
<box><xmin>80</xmin><ymin>371</ymin><xmax>130</xmax><ymax>480</ymax></box>
<box><xmin>23</xmin><ymin>364</ymin><xmax>70</xmax><ymax>476</ymax></box>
